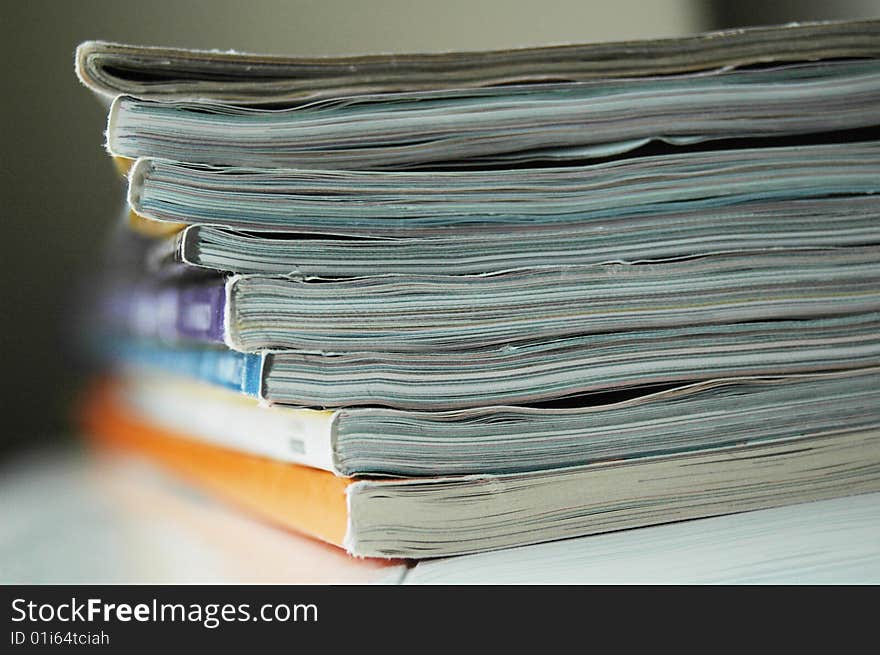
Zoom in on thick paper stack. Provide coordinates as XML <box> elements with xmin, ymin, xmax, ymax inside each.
<box><xmin>76</xmin><ymin>20</ymin><xmax>880</xmax><ymax>570</ymax></box>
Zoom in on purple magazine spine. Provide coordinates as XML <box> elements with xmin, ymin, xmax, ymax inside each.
<box><xmin>104</xmin><ymin>279</ymin><xmax>228</xmax><ymax>345</ymax></box>
<box><xmin>173</xmin><ymin>282</ymin><xmax>228</xmax><ymax>343</ymax></box>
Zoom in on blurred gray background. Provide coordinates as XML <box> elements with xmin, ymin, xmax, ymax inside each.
<box><xmin>3</xmin><ymin>0</ymin><xmax>879</xmax><ymax>457</ymax></box>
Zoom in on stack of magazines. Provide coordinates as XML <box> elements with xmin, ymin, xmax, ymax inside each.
<box><xmin>76</xmin><ymin>19</ymin><xmax>880</xmax><ymax>567</ymax></box>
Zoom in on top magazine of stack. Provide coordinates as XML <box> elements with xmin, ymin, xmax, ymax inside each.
<box><xmin>77</xmin><ymin>19</ymin><xmax>880</xmax><ymax>106</ymax></box>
